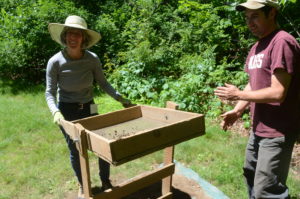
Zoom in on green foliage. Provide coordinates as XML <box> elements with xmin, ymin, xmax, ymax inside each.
<box><xmin>1</xmin><ymin>0</ymin><xmax>300</xmax><ymax>116</ymax></box>
<box><xmin>107</xmin><ymin>0</ymin><xmax>251</xmax><ymax>115</ymax></box>
<box><xmin>106</xmin><ymin>0</ymin><xmax>299</xmax><ymax>116</ymax></box>
<box><xmin>0</xmin><ymin>0</ymin><xmax>89</xmax><ymax>81</ymax></box>
<box><xmin>279</xmin><ymin>0</ymin><xmax>300</xmax><ymax>41</ymax></box>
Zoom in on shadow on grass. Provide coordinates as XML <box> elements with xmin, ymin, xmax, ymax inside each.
<box><xmin>0</xmin><ymin>76</ymin><xmax>45</xmax><ymax>95</ymax></box>
<box><xmin>0</xmin><ymin>76</ymin><xmax>106</xmax><ymax>96</ymax></box>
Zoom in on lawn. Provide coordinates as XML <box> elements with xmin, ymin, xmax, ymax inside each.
<box><xmin>0</xmin><ymin>86</ymin><xmax>299</xmax><ymax>199</ymax></box>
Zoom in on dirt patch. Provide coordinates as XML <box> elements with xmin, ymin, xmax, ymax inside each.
<box><xmin>172</xmin><ymin>174</ymin><xmax>211</xmax><ymax>199</ymax></box>
<box><xmin>121</xmin><ymin>173</ymin><xmax>211</xmax><ymax>199</ymax></box>
<box><xmin>65</xmin><ymin>172</ymin><xmax>212</xmax><ymax>199</ymax></box>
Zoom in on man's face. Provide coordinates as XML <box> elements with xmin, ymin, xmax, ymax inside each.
<box><xmin>244</xmin><ymin>8</ymin><xmax>275</xmax><ymax>39</ymax></box>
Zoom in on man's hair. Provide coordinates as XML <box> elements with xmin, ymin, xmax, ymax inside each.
<box><xmin>60</xmin><ymin>27</ymin><xmax>91</xmax><ymax>49</ymax></box>
<box><xmin>261</xmin><ymin>5</ymin><xmax>278</xmax><ymax>21</ymax></box>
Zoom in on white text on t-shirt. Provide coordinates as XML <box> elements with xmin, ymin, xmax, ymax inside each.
<box><xmin>248</xmin><ymin>54</ymin><xmax>264</xmax><ymax>70</ymax></box>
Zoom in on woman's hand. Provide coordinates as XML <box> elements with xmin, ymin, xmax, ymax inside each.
<box><xmin>117</xmin><ymin>96</ymin><xmax>136</xmax><ymax>108</ymax></box>
<box><xmin>121</xmin><ymin>98</ymin><xmax>135</xmax><ymax>108</ymax></box>
<box><xmin>53</xmin><ymin>111</ymin><xmax>64</xmax><ymax>125</ymax></box>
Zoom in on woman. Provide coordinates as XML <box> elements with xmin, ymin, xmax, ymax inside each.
<box><xmin>45</xmin><ymin>15</ymin><xmax>132</xmax><ymax>196</ymax></box>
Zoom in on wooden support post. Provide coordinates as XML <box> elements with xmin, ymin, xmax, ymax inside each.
<box><xmin>166</xmin><ymin>101</ymin><xmax>179</xmax><ymax>110</ymax></box>
<box><xmin>162</xmin><ymin>146</ymin><xmax>174</xmax><ymax>195</ymax></box>
<box><xmin>75</xmin><ymin>124</ymin><xmax>92</xmax><ymax>199</ymax></box>
<box><xmin>162</xmin><ymin>101</ymin><xmax>178</xmax><ymax>197</ymax></box>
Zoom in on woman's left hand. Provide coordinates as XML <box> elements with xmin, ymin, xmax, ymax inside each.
<box><xmin>121</xmin><ymin>98</ymin><xmax>136</xmax><ymax>108</ymax></box>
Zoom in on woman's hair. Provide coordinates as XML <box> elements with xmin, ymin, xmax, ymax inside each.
<box><xmin>60</xmin><ymin>27</ymin><xmax>91</xmax><ymax>49</ymax></box>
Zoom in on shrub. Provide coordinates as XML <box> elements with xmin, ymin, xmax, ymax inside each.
<box><xmin>0</xmin><ymin>0</ymin><xmax>89</xmax><ymax>82</ymax></box>
<box><xmin>1</xmin><ymin>0</ymin><xmax>299</xmax><ymax>117</ymax></box>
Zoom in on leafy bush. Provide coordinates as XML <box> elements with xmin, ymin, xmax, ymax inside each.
<box><xmin>107</xmin><ymin>0</ymin><xmax>299</xmax><ymax>117</ymax></box>
<box><xmin>1</xmin><ymin>0</ymin><xmax>299</xmax><ymax>117</ymax></box>
<box><xmin>0</xmin><ymin>0</ymin><xmax>89</xmax><ymax>82</ymax></box>
<box><xmin>107</xmin><ymin>0</ymin><xmax>251</xmax><ymax>115</ymax></box>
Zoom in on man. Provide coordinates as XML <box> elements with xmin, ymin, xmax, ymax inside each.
<box><xmin>214</xmin><ymin>0</ymin><xmax>300</xmax><ymax>198</ymax></box>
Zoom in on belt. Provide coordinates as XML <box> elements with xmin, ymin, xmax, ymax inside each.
<box><xmin>59</xmin><ymin>100</ymin><xmax>93</xmax><ymax>110</ymax></box>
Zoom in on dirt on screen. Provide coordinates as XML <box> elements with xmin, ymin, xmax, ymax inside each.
<box><xmin>92</xmin><ymin>117</ymin><xmax>168</xmax><ymax>140</ymax></box>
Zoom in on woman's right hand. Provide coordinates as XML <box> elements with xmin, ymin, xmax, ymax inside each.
<box><xmin>53</xmin><ymin>111</ymin><xmax>64</xmax><ymax>125</ymax></box>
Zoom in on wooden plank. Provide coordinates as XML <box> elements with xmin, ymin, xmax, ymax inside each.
<box><xmin>85</xmin><ymin>130</ymin><xmax>113</xmax><ymax>163</ymax></box>
<box><xmin>157</xmin><ymin>192</ymin><xmax>173</xmax><ymax>199</ymax></box>
<box><xmin>93</xmin><ymin>163</ymin><xmax>175</xmax><ymax>199</ymax></box>
<box><xmin>60</xmin><ymin>119</ymin><xmax>78</xmax><ymax>140</ymax></box>
<box><xmin>109</xmin><ymin>115</ymin><xmax>205</xmax><ymax>165</ymax></box>
<box><xmin>166</xmin><ymin>101</ymin><xmax>179</xmax><ymax>110</ymax></box>
<box><xmin>74</xmin><ymin>106</ymin><xmax>142</xmax><ymax>130</ymax></box>
<box><xmin>75</xmin><ymin>124</ymin><xmax>92</xmax><ymax>198</ymax></box>
<box><xmin>141</xmin><ymin>105</ymin><xmax>201</xmax><ymax>124</ymax></box>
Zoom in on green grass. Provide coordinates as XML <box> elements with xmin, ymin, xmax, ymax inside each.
<box><xmin>0</xmin><ymin>87</ymin><xmax>299</xmax><ymax>199</ymax></box>
<box><xmin>176</xmin><ymin>124</ymin><xmax>249</xmax><ymax>198</ymax></box>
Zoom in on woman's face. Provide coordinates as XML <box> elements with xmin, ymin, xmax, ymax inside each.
<box><xmin>65</xmin><ymin>28</ymin><xmax>83</xmax><ymax>50</ymax></box>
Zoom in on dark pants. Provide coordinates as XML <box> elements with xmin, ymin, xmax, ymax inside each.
<box><xmin>243</xmin><ymin>132</ymin><xmax>296</xmax><ymax>199</ymax></box>
<box><xmin>58</xmin><ymin>101</ymin><xmax>110</xmax><ymax>185</ymax></box>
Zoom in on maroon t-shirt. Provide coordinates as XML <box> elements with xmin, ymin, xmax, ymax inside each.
<box><xmin>245</xmin><ymin>30</ymin><xmax>300</xmax><ymax>137</ymax></box>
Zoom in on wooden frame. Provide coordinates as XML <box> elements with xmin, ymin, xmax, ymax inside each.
<box><xmin>60</xmin><ymin>102</ymin><xmax>205</xmax><ymax>199</ymax></box>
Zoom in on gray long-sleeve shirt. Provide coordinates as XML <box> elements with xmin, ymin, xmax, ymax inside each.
<box><xmin>45</xmin><ymin>49</ymin><xmax>121</xmax><ymax>115</ymax></box>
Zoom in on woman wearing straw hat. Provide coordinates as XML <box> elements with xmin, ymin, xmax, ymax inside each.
<box><xmin>45</xmin><ymin>15</ymin><xmax>133</xmax><ymax>197</ymax></box>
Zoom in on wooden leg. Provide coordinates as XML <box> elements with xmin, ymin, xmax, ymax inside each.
<box><xmin>166</xmin><ymin>101</ymin><xmax>179</xmax><ymax>110</ymax></box>
<box><xmin>162</xmin><ymin>101</ymin><xmax>178</xmax><ymax>197</ymax></box>
<box><xmin>75</xmin><ymin>124</ymin><xmax>92</xmax><ymax>199</ymax></box>
<box><xmin>162</xmin><ymin>146</ymin><xmax>174</xmax><ymax>195</ymax></box>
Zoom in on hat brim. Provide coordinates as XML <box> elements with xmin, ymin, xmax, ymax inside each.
<box><xmin>48</xmin><ymin>23</ymin><xmax>101</xmax><ymax>48</ymax></box>
<box><xmin>236</xmin><ymin>2</ymin><xmax>265</xmax><ymax>11</ymax></box>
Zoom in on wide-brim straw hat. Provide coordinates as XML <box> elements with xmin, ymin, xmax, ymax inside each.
<box><xmin>236</xmin><ymin>0</ymin><xmax>280</xmax><ymax>11</ymax></box>
<box><xmin>48</xmin><ymin>15</ymin><xmax>101</xmax><ymax>48</ymax></box>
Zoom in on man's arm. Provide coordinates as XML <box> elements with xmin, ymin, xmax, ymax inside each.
<box><xmin>218</xmin><ymin>83</ymin><xmax>251</xmax><ymax>130</ymax></box>
<box><xmin>215</xmin><ymin>68</ymin><xmax>291</xmax><ymax>103</ymax></box>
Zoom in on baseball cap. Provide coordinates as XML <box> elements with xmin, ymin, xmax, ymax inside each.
<box><xmin>236</xmin><ymin>0</ymin><xmax>280</xmax><ymax>11</ymax></box>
